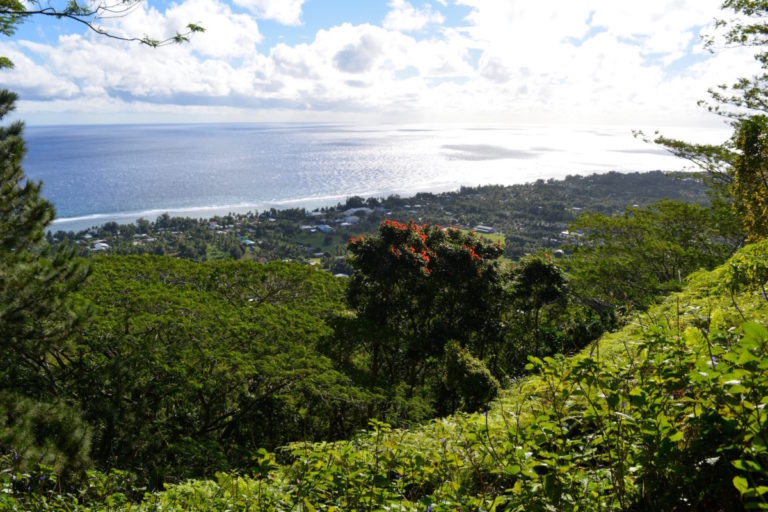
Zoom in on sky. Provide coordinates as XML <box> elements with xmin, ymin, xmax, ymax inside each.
<box><xmin>0</xmin><ymin>0</ymin><xmax>759</xmax><ymax>128</ymax></box>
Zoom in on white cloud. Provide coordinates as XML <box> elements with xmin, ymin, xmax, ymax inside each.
<box><xmin>478</xmin><ymin>53</ymin><xmax>510</xmax><ymax>83</ymax></box>
<box><xmin>439</xmin><ymin>0</ymin><xmax>755</xmax><ymax>124</ymax></box>
<box><xmin>3</xmin><ymin>0</ymin><xmax>761</xmax><ymax>128</ymax></box>
<box><xmin>231</xmin><ymin>0</ymin><xmax>305</xmax><ymax>25</ymax></box>
<box><xmin>334</xmin><ymin>34</ymin><xmax>385</xmax><ymax>73</ymax></box>
<box><xmin>383</xmin><ymin>0</ymin><xmax>444</xmax><ymax>32</ymax></box>
<box><xmin>270</xmin><ymin>43</ymin><xmax>318</xmax><ymax>79</ymax></box>
<box><xmin>0</xmin><ymin>42</ymin><xmax>80</xmax><ymax>98</ymax></box>
<box><xmin>166</xmin><ymin>0</ymin><xmax>263</xmax><ymax>58</ymax></box>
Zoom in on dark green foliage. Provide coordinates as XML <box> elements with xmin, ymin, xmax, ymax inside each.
<box><xmin>0</xmin><ymin>92</ymin><xmax>89</xmax><ymax>381</ymax></box>
<box><xmin>0</xmin><ymin>392</ymin><xmax>91</xmax><ymax>480</ymax></box>
<box><xmin>346</xmin><ymin>221</ymin><xmax>506</xmax><ymax>394</ymax></box>
<box><xmin>511</xmin><ymin>254</ymin><xmax>566</xmax><ymax>307</ymax></box>
<box><xmin>64</xmin><ymin>256</ymin><xmax>373</xmax><ymax>484</ymax></box>
<box><xmin>442</xmin><ymin>340</ymin><xmax>499</xmax><ymax>412</ymax></box>
<box><xmin>732</xmin><ymin>115</ymin><xmax>768</xmax><ymax>240</ymax></box>
<box><xmin>490</xmin><ymin>254</ymin><xmax>604</xmax><ymax>378</ymax></box>
<box><xmin>10</xmin><ymin>240</ymin><xmax>761</xmax><ymax>511</ymax></box>
<box><xmin>566</xmin><ymin>200</ymin><xmax>737</xmax><ymax>311</ymax></box>
<box><xmin>428</xmin><ymin>171</ymin><xmax>710</xmax><ymax>259</ymax></box>
<box><xmin>341</xmin><ymin>220</ymin><xmax>615</xmax><ymax>417</ymax></box>
<box><xmin>510</xmin><ymin>254</ymin><xmax>567</xmax><ymax>351</ymax></box>
<box><xmin>0</xmin><ymin>91</ymin><xmax>89</xmax><ymax>380</ymax></box>
<box><xmin>0</xmin><ymin>90</ymin><xmax>91</xmax><ymax>486</ymax></box>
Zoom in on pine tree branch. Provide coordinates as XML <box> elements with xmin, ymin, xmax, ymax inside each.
<box><xmin>1</xmin><ymin>7</ymin><xmax>204</xmax><ymax>47</ymax></box>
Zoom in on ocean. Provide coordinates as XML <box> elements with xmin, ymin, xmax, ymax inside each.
<box><xmin>22</xmin><ymin>123</ymin><xmax>729</xmax><ymax>233</ymax></box>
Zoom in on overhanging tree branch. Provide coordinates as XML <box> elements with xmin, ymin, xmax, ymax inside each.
<box><xmin>1</xmin><ymin>0</ymin><xmax>204</xmax><ymax>48</ymax></box>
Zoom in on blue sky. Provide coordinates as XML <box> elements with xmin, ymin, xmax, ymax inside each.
<box><xmin>0</xmin><ymin>0</ymin><xmax>758</xmax><ymax>127</ymax></box>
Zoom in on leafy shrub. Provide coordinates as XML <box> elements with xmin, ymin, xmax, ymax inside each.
<box><xmin>443</xmin><ymin>340</ymin><xmax>499</xmax><ymax>412</ymax></box>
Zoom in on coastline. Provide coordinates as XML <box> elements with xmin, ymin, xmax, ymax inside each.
<box><xmin>33</xmin><ymin>122</ymin><xmax>732</xmax><ymax>234</ymax></box>
<box><xmin>50</xmin><ymin>168</ymin><xmax>665</xmax><ymax>233</ymax></box>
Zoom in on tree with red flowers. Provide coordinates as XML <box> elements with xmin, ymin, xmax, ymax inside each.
<box><xmin>346</xmin><ymin>220</ymin><xmax>507</xmax><ymax>397</ymax></box>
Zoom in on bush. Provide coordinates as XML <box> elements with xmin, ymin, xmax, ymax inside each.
<box><xmin>443</xmin><ymin>340</ymin><xmax>499</xmax><ymax>412</ymax></box>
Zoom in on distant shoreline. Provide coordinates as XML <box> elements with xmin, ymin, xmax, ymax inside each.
<box><xmin>49</xmin><ymin>169</ymin><xmax>683</xmax><ymax>233</ymax></box>
<box><xmin>49</xmin><ymin>184</ymin><xmax>457</xmax><ymax>233</ymax></box>
<box><xmin>28</xmin><ymin>123</ymin><xmax>724</xmax><ymax>234</ymax></box>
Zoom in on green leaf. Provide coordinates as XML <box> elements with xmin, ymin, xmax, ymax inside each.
<box><xmin>737</xmin><ymin>350</ymin><xmax>760</xmax><ymax>365</ymax></box>
<box><xmin>742</xmin><ymin>322</ymin><xmax>768</xmax><ymax>341</ymax></box>
<box><xmin>668</xmin><ymin>430</ymin><xmax>684</xmax><ymax>442</ymax></box>
<box><xmin>734</xmin><ymin>476</ymin><xmax>750</xmax><ymax>495</ymax></box>
<box><xmin>733</xmin><ymin>459</ymin><xmax>762</xmax><ymax>472</ymax></box>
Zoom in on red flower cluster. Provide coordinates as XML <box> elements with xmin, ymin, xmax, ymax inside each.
<box><xmin>382</xmin><ymin>219</ymin><xmax>408</xmax><ymax>230</ymax></box>
<box><xmin>462</xmin><ymin>244</ymin><xmax>482</xmax><ymax>262</ymax></box>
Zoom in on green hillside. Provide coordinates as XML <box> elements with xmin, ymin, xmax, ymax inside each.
<box><xmin>6</xmin><ymin>240</ymin><xmax>765</xmax><ymax>511</ymax></box>
<box><xmin>144</xmin><ymin>241</ymin><xmax>768</xmax><ymax>511</ymax></box>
